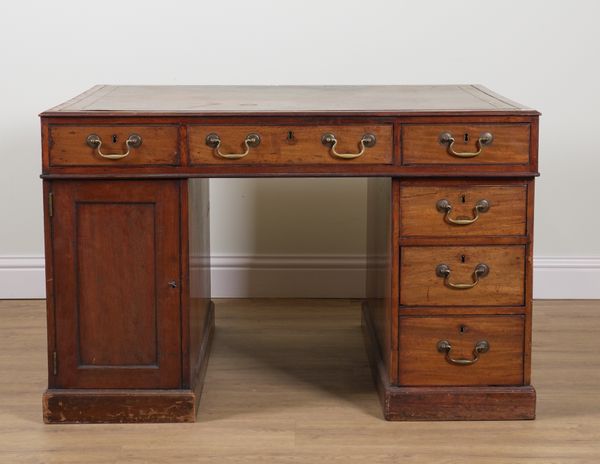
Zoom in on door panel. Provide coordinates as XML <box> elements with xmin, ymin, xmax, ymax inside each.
<box><xmin>51</xmin><ymin>180</ymin><xmax>181</xmax><ymax>389</ymax></box>
<box><xmin>77</xmin><ymin>202</ymin><xmax>158</xmax><ymax>366</ymax></box>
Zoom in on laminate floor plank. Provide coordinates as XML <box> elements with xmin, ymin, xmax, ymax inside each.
<box><xmin>0</xmin><ymin>299</ymin><xmax>598</xmax><ymax>463</ymax></box>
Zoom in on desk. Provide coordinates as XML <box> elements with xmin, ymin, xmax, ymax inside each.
<box><xmin>40</xmin><ymin>85</ymin><xmax>539</xmax><ymax>423</ymax></box>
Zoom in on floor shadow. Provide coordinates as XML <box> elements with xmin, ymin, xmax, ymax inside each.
<box><xmin>198</xmin><ymin>299</ymin><xmax>381</xmax><ymax>421</ymax></box>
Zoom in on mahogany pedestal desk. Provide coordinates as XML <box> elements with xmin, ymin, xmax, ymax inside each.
<box><xmin>40</xmin><ymin>85</ymin><xmax>539</xmax><ymax>423</ymax></box>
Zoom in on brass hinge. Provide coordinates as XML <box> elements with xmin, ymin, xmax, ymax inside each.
<box><xmin>52</xmin><ymin>351</ymin><xmax>57</xmax><ymax>375</ymax></box>
<box><xmin>48</xmin><ymin>192</ymin><xmax>53</xmax><ymax>217</ymax></box>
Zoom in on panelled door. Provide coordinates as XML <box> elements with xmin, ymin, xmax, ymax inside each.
<box><xmin>50</xmin><ymin>180</ymin><xmax>182</xmax><ymax>389</ymax></box>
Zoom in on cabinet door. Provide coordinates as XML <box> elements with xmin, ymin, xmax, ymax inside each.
<box><xmin>50</xmin><ymin>180</ymin><xmax>181</xmax><ymax>389</ymax></box>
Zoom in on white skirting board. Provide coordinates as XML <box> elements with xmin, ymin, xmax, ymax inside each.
<box><xmin>1</xmin><ymin>255</ymin><xmax>599</xmax><ymax>300</ymax></box>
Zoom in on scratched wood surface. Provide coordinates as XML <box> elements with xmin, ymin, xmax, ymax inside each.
<box><xmin>0</xmin><ymin>299</ymin><xmax>598</xmax><ymax>463</ymax></box>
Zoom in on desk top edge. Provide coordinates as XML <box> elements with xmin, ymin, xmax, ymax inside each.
<box><xmin>41</xmin><ymin>85</ymin><xmax>539</xmax><ymax>117</ymax></box>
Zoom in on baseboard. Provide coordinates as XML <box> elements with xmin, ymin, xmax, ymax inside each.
<box><xmin>0</xmin><ymin>256</ymin><xmax>46</xmax><ymax>299</ymax></box>
<box><xmin>533</xmin><ymin>257</ymin><xmax>600</xmax><ymax>299</ymax></box>
<box><xmin>2</xmin><ymin>255</ymin><xmax>599</xmax><ymax>299</ymax></box>
<box><xmin>210</xmin><ymin>254</ymin><xmax>367</xmax><ymax>298</ymax></box>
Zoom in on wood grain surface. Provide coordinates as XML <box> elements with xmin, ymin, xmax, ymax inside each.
<box><xmin>366</xmin><ymin>178</ymin><xmax>394</xmax><ymax>383</ymax></box>
<box><xmin>400</xmin><ymin>245</ymin><xmax>526</xmax><ymax>307</ymax></box>
<box><xmin>185</xmin><ymin>178</ymin><xmax>213</xmax><ymax>392</ymax></box>
<box><xmin>397</xmin><ymin>315</ymin><xmax>524</xmax><ymax>386</ymax></box>
<box><xmin>189</xmin><ymin>124</ymin><xmax>393</xmax><ymax>165</ymax></box>
<box><xmin>402</xmin><ymin>124</ymin><xmax>530</xmax><ymax>165</ymax></box>
<box><xmin>49</xmin><ymin>125</ymin><xmax>180</xmax><ymax>166</ymax></box>
<box><xmin>49</xmin><ymin>180</ymin><xmax>182</xmax><ymax>389</ymax></box>
<box><xmin>399</xmin><ymin>182</ymin><xmax>527</xmax><ymax>237</ymax></box>
<box><xmin>1</xmin><ymin>299</ymin><xmax>598</xmax><ymax>462</ymax></box>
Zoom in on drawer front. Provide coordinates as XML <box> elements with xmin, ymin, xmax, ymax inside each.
<box><xmin>400</xmin><ymin>246</ymin><xmax>525</xmax><ymax>306</ymax></box>
<box><xmin>49</xmin><ymin>125</ymin><xmax>180</xmax><ymax>166</ymax></box>
<box><xmin>402</xmin><ymin>124</ymin><xmax>530</xmax><ymax>165</ymax></box>
<box><xmin>398</xmin><ymin>315</ymin><xmax>524</xmax><ymax>386</ymax></box>
<box><xmin>399</xmin><ymin>183</ymin><xmax>527</xmax><ymax>237</ymax></box>
<box><xmin>189</xmin><ymin>125</ymin><xmax>393</xmax><ymax>164</ymax></box>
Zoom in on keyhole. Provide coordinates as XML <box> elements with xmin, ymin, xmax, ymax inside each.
<box><xmin>459</xmin><ymin>324</ymin><xmax>468</xmax><ymax>334</ymax></box>
<box><xmin>286</xmin><ymin>131</ymin><xmax>296</xmax><ymax>143</ymax></box>
<box><xmin>463</xmin><ymin>133</ymin><xmax>469</xmax><ymax>143</ymax></box>
<box><xmin>460</xmin><ymin>255</ymin><xmax>466</xmax><ymax>263</ymax></box>
<box><xmin>460</xmin><ymin>193</ymin><xmax>466</xmax><ymax>203</ymax></box>
<box><xmin>112</xmin><ymin>134</ymin><xmax>118</xmax><ymax>143</ymax></box>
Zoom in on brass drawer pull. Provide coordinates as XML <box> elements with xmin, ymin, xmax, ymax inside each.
<box><xmin>437</xmin><ymin>339</ymin><xmax>490</xmax><ymax>366</ymax></box>
<box><xmin>436</xmin><ymin>263</ymin><xmax>489</xmax><ymax>289</ymax></box>
<box><xmin>205</xmin><ymin>133</ymin><xmax>261</xmax><ymax>160</ymax></box>
<box><xmin>86</xmin><ymin>134</ymin><xmax>142</xmax><ymax>160</ymax></box>
<box><xmin>321</xmin><ymin>133</ymin><xmax>376</xmax><ymax>159</ymax></box>
<box><xmin>436</xmin><ymin>198</ymin><xmax>490</xmax><ymax>225</ymax></box>
<box><xmin>439</xmin><ymin>132</ymin><xmax>493</xmax><ymax>158</ymax></box>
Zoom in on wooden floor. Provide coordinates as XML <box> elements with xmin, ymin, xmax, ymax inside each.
<box><xmin>1</xmin><ymin>299</ymin><xmax>599</xmax><ymax>463</ymax></box>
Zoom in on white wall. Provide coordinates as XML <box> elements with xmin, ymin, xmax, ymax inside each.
<box><xmin>1</xmin><ymin>0</ymin><xmax>599</xmax><ymax>298</ymax></box>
